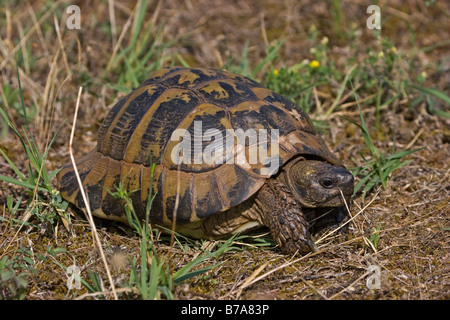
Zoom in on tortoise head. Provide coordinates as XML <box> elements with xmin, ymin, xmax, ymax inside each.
<box><xmin>283</xmin><ymin>158</ymin><xmax>354</xmax><ymax>208</ymax></box>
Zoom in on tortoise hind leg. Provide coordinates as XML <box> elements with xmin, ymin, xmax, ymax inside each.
<box><xmin>255</xmin><ymin>179</ymin><xmax>318</xmax><ymax>255</ymax></box>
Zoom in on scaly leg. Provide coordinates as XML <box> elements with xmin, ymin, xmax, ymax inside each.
<box><xmin>255</xmin><ymin>179</ymin><xmax>318</xmax><ymax>255</ymax></box>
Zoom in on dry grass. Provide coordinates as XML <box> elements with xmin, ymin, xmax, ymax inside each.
<box><xmin>0</xmin><ymin>0</ymin><xmax>449</xmax><ymax>300</ymax></box>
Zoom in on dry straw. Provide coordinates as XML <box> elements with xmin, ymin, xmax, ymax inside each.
<box><xmin>69</xmin><ymin>87</ymin><xmax>118</xmax><ymax>300</ymax></box>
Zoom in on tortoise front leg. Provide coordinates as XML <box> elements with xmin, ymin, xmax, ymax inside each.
<box><xmin>255</xmin><ymin>179</ymin><xmax>318</xmax><ymax>255</ymax></box>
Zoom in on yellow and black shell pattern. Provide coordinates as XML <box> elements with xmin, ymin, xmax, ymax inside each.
<box><xmin>57</xmin><ymin>67</ymin><xmax>342</xmax><ymax>226</ymax></box>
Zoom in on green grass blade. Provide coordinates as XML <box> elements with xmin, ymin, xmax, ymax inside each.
<box><xmin>407</xmin><ymin>83</ymin><xmax>450</xmax><ymax>104</ymax></box>
<box><xmin>173</xmin><ymin>263</ymin><xmax>221</xmax><ymax>285</ymax></box>
<box><xmin>16</xmin><ymin>66</ymin><xmax>29</xmax><ymax>126</ymax></box>
<box><xmin>172</xmin><ymin>252</ymin><xmax>218</xmax><ymax>285</ymax></box>
<box><xmin>353</xmin><ymin>172</ymin><xmax>373</xmax><ymax>195</ymax></box>
<box><xmin>0</xmin><ymin>148</ymin><xmax>27</xmax><ymax>181</ymax></box>
<box><xmin>131</xmin><ymin>0</ymin><xmax>150</xmax><ymax>50</ymax></box>
<box><xmin>407</xmin><ymin>83</ymin><xmax>450</xmax><ymax>118</ymax></box>
<box><xmin>341</xmin><ymin>115</ymin><xmax>379</xmax><ymax>158</ymax></box>
<box><xmin>0</xmin><ymin>174</ymin><xmax>47</xmax><ymax>192</ymax></box>
<box><xmin>251</xmin><ymin>41</ymin><xmax>283</xmax><ymax>78</ymax></box>
<box><xmin>148</xmin><ymin>256</ymin><xmax>164</xmax><ymax>300</ymax></box>
<box><xmin>324</xmin><ymin>64</ymin><xmax>357</xmax><ymax>117</ymax></box>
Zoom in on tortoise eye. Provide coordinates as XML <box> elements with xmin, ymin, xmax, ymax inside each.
<box><xmin>320</xmin><ymin>178</ymin><xmax>334</xmax><ymax>189</ymax></box>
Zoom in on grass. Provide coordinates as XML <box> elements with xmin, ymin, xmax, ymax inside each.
<box><xmin>342</xmin><ymin>83</ymin><xmax>423</xmax><ymax>199</ymax></box>
<box><xmin>105</xmin><ymin>153</ymin><xmax>236</xmax><ymax>299</ymax></box>
<box><xmin>0</xmin><ymin>249</ymin><xmax>31</xmax><ymax>299</ymax></box>
<box><xmin>0</xmin><ymin>1</ymin><xmax>449</xmax><ymax>300</ymax></box>
<box><xmin>105</xmin><ymin>0</ymin><xmax>177</xmax><ymax>92</ymax></box>
<box><xmin>0</xmin><ymin>70</ymin><xmax>69</xmax><ymax>232</ymax></box>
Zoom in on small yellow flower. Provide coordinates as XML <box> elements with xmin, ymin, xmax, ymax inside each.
<box><xmin>378</xmin><ymin>51</ymin><xmax>384</xmax><ymax>58</ymax></box>
<box><xmin>390</xmin><ymin>46</ymin><xmax>397</xmax><ymax>54</ymax></box>
<box><xmin>309</xmin><ymin>60</ymin><xmax>320</xmax><ymax>68</ymax></box>
<box><xmin>321</xmin><ymin>36</ymin><xmax>329</xmax><ymax>45</ymax></box>
<box><xmin>273</xmin><ymin>69</ymin><xmax>279</xmax><ymax>76</ymax></box>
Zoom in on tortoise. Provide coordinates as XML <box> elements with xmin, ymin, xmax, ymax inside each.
<box><xmin>57</xmin><ymin>67</ymin><xmax>354</xmax><ymax>255</ymax></box>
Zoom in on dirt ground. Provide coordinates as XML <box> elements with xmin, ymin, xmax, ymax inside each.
<box><xmin>0</xmin><ymin>0</ymin><xmax>449</xmax><ymax>300</ymax></box>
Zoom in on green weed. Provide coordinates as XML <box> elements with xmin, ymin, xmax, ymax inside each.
<box><xmin>369</xmin><ymin>222</ymin><xmax>382</xmax><ymax>250</ymax></box>
<box><xmin>0</xmin><ymin>255</ymin><xmax>29</xmax><ymax>300</ymax></box>
<box><xmin>105</xmin><ymin>0</ymin><xmax>177</xmax><ymax>92</ymax></box>
<box><xmin>0</xmin><ymin>247</ymin><xmax>37</xmax><ymax>300</ymax></box>
<box><xmin>0</xmin><ymin>70</ymin><xmax>69</xmax><ymax>229</ymax></box>
<box><xmin>407</xmin><ymin>83</ymin><xmax>450</xmax><ymax>119</ymax></box>
<box><xmin>0</xmin><ymin>70</ymin><xmax>70</xmax><ymax>299</ymax></box>
<box><xmin>262</xmin><ymin>32</ymin><xmax>345</xmax><ymax>120</ymax></box>
<box><xmin>223</xmin><ymin>40</ymin><xmax>283</xmax><ymax>79</ymax></box>
<box><xmin>343</xmin><ymin>85</ymin><xmax>422</xmax><ymax>200</ymax></box>
<box><xmin>265</xmin><ymin>62</ymin><xmax>327</xmax><ymax>116</ymax></box>
<box><xmin>0</xmin><ymin>83</ymin><xmax>31</xmax><ymax>139</ymax></box>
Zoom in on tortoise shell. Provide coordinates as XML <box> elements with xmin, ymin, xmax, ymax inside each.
<box><xmin>57</xmin><ymin>67</ymin><xmax>342</xmax><ymax>227</ymax></box>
